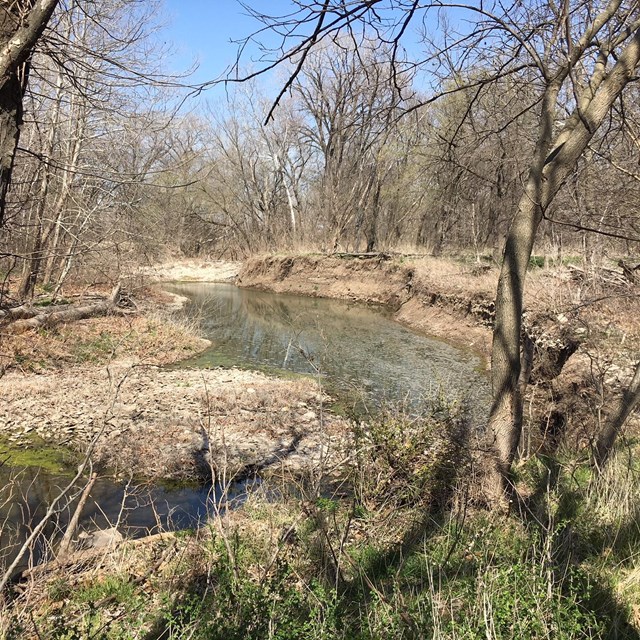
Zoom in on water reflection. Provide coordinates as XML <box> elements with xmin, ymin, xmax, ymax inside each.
<box><xmin>168</xmin><ymin>282</ymin><xmax>490</xmax><ymax>412</ymax></box>
<box><xmin>0</xmin><ymin>465</ymin><xmax>251</xmax><ymax>574</ymax></box>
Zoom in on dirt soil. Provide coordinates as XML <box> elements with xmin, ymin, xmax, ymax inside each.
<box><xmin>1</xmin><ymin>361</ymin><xmax>347</xmax><ymax>480</ymax></box>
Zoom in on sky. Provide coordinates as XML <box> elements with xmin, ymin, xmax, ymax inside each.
<box><xmin>162</xmin><ymin>1</ymin><xmax>296</xmax><ymax>89</ymax></box>
<box><xmin>158</xmin><ymin>1</ymin><xmax>446</xmax><ymax>107</ymax></box>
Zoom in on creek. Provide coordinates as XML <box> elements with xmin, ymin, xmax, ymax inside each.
<box><xmin>1</xmin><ymin>283</ymin><xmax>489</xmax><ymax>572</ymax></box>
<box><xmin>168</xmin><ymin>282</ymin><xmax>490</xmax><ymax>414</ymax></box>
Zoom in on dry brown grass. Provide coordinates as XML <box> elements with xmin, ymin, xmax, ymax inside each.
<box><xmin>0</xmin><ymin>312</ymin><xmax>208</xmax><ymax>373</ymax></box>
<box><xmin>407</xmin><ymin>255</ymin><xmax>499</xmax><ymax>298</ymax></box>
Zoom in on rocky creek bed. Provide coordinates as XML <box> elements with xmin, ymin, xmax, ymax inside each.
<box><xmin>0</xmin><ymin>362</ymin><xmax>349</xmax><ymax>481</ymax></box>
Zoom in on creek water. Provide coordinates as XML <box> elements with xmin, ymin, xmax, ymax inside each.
<box><xmin>168</xmin><ymin>282</ymin><xmax>490</xmax><ymax>414</ymax></box>
<box><xmin>1</xmin><ymin>283</ymin><xmax>489</xmax><ymax>574</ymax></box>
<box><xmin>0</xmin><ymin>466</ymin><xmax>254</xmax><ymax>574</ymax></box>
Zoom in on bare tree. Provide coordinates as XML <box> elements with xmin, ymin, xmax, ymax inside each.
<box><xmin>236</xmin><ymin>0</ymin><xmax>640</xmax><ymax>501</ymax></box>
<box><xmin>197</xmin><ymin>87</ymin><xmax>309</xmax><ymax>255</ymax></box>
<box><xmin>3</xmin><ymin>0</ymin><xmax>191</xmax><ymax>297</ymax></box>
<box><xmin>0</xmin><ymin>0</ymin><xmax>59</xmax><ymax>225</ymax></box>
<box><xmin>291</xmin><ymin>39</ymin><xmax>407</xmax><ymax>250</ymax></box>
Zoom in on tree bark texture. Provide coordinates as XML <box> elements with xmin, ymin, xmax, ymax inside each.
<box><xmin>0</xmin><ymin>0</ymin><xmax>60</xmax><ymax>226</ymax></box>
<box><xmin>487</xmin><ymin>27</ymin><xmax>640</xmax><ymax>500</ymax></box>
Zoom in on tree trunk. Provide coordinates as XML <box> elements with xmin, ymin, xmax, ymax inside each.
<box><xmin>487</xmin><ymin>29</ymin><xmax>640</xmax><ymax>502</ymax></box>
<box><xmin>0</xmin><ymin>0</ymin><xmax>60</xmax><ymax>226</ymax></box>
<box><xmin>365</xmin><ymin>180</ymin><xmax>381</xmax><ymax>253</ymax></box>
<box><xmin>594</xmin><ymin>360</ymin><xmax>640</xmax><ymax>469</ymax></box>
<box><xmin>487</xmin><ymin>168</ymin><xmax>546</xmax><ymax>499</ymax></box>
<box><xmin>0</xmin><ymin>71</ymin><xmax>24</xmax><ymax>221</ymax></box>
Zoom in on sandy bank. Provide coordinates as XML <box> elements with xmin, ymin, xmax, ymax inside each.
<box><xmin>140</xmin><ymin>259</ymin><xmax>240</xmax><ymax>284</ymax></box>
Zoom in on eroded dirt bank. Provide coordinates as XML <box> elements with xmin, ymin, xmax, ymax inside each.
<box><xmin>140</xmin><ymin>259</ymin><xmax>240</xmax><ymax>284</ymax></box>
<box><xmin>237</xmin><ymin>254</ymin><xmax>497</xmax><ymax>360</ymax></box>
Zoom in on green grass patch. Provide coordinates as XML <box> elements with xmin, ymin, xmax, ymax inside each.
<box><xmin>71</xmin><ymin>331</ymin><xmax>117</xmax><ymax>363</ymax></box>
<box><xmin>11</xmin><ymin>411</ymin><xmax>640</xmax><ymax>640</ymax></box>
<box><xmin>76</xmin><ymin>575</ymin><xmax>138</xmax><ymax>605</ymax></box>
<box><xmin>529</xmin><ymin>254</ymin><xmax>546</xmax><ymax>268</ymax></box>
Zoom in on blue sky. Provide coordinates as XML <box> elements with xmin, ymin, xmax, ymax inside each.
<box><xmin>162</xmin><ymin>1</ymin><xmax>295</xmax><ymax>87</ymax></box>
<box><xmin>159</xmin><ymin>1</ymin><xmax>445</xmax><ymax>105</ymax></box>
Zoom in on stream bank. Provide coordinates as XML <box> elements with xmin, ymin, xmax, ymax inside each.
<box><xmin>1</xmin><ymin>363</ymin><xmax>347</xmax><ymax>481</ymax></box>
<box><xmin>4</xmin><ymin>253</ymin><xmax>637</xmax><ymax>481</ymax></box>
<box><xmin>237</xmin><ymin>253</ymin><xmax>495</xmax><ymax>362</ymax></box>
<box><xmin>3</xmin><ymin>256</ymin><xmax>640</xmax><ymax>639</ymax></box>
<box><xmin>0</xmin><ymin>262</ymin><xmax>349</xmax><ymax>481</ymax></box>
<box><xmin>235</xmin><ymin>253</ymin><xmax>640</xmax><ymax>454</ymax></box>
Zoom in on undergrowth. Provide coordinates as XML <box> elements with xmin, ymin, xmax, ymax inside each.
<box><xmin>2</xmin><ymin>403</ymin><xmax>639</xmax><ymax>639</ymax></box>
<box><xmin>1</xmin><ymin>311</ymin><xmax>204</xmax><ymax>372</ymax></box>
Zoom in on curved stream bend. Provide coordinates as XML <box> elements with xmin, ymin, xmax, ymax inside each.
<box><xmin>169</xmin><ymin>282</ymin><xmax>490</xmax><ymax>414</ymax></box>
<box><xmin>1</xmin><ymin>283</ymin><xmax>489</xmax><ymax>573</ymax></box>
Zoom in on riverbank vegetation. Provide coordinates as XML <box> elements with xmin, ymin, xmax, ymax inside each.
<box><xmin>2</xmin><ymin>0</ymin><xmax>640</xmax><ymax>637</ymax></box>
<box><xmin>2</xmin><ymin>401</ymin><xmax>639</xmax><ymax>638</ymax></box>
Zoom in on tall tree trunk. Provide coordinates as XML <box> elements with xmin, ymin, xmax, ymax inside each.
<box><xmin>488</xmin><ymin>192</ymin><xmax>543</xmax><ymax>491</ymax></box>
<box><xmin>365</xmin><ymin>179</ymin><xmax>381</xmax><ymax>253</ymax></box>
<box><xmin>487</xmin><ymin>28</ymin><xmax>640</xmax><ymax>502</ymax></box>
<box><xmin>0</xmin><ymin>72</ymin><xmax>24</xmax><ymax>220</ymax></box>
<box><xmin>0</xmin><ymin>0</ymin><xmax>60</xmax><ymax>226</ymax></box>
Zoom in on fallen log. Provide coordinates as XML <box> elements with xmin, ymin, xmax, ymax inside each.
<box><xmin>0</xmin><ymin>304</ymin><xmax>39</xmax><ymax>321</ymax></box>
<box><xmin>332</xmin><ymin>252</ymin><xmax>392</xmax><ymax>260</ymax></box>
<box><xmin>3</xmin><ymin>284</ymin><xmax>121</xmax><ymax>334</ymax></box>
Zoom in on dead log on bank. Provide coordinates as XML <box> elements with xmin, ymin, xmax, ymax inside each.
<box><xmin>2</xmin><ymin>284</ymin><xmax>122</xmax><ymax>334</ymax></box>
<box><xmin>332</xmin><ymin>251</ymin><xmax>392</xmax><ymax>260</ymax></box>
<box><xmin>0</xmin><ymin>304</ymin><xmax>39</xmax><ymax>321</ymax></box>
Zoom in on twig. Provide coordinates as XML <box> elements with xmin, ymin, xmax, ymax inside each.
<box><xmin>56</xmin><ymin>472</ymin><xmax>98</xmax><ymax>561</ymax></box>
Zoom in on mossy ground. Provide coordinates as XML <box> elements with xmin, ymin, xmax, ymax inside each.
<box><xmin>0</xmin><ymin>437</ymin><xmax>76</xmax><ymax>474</ymax></box>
